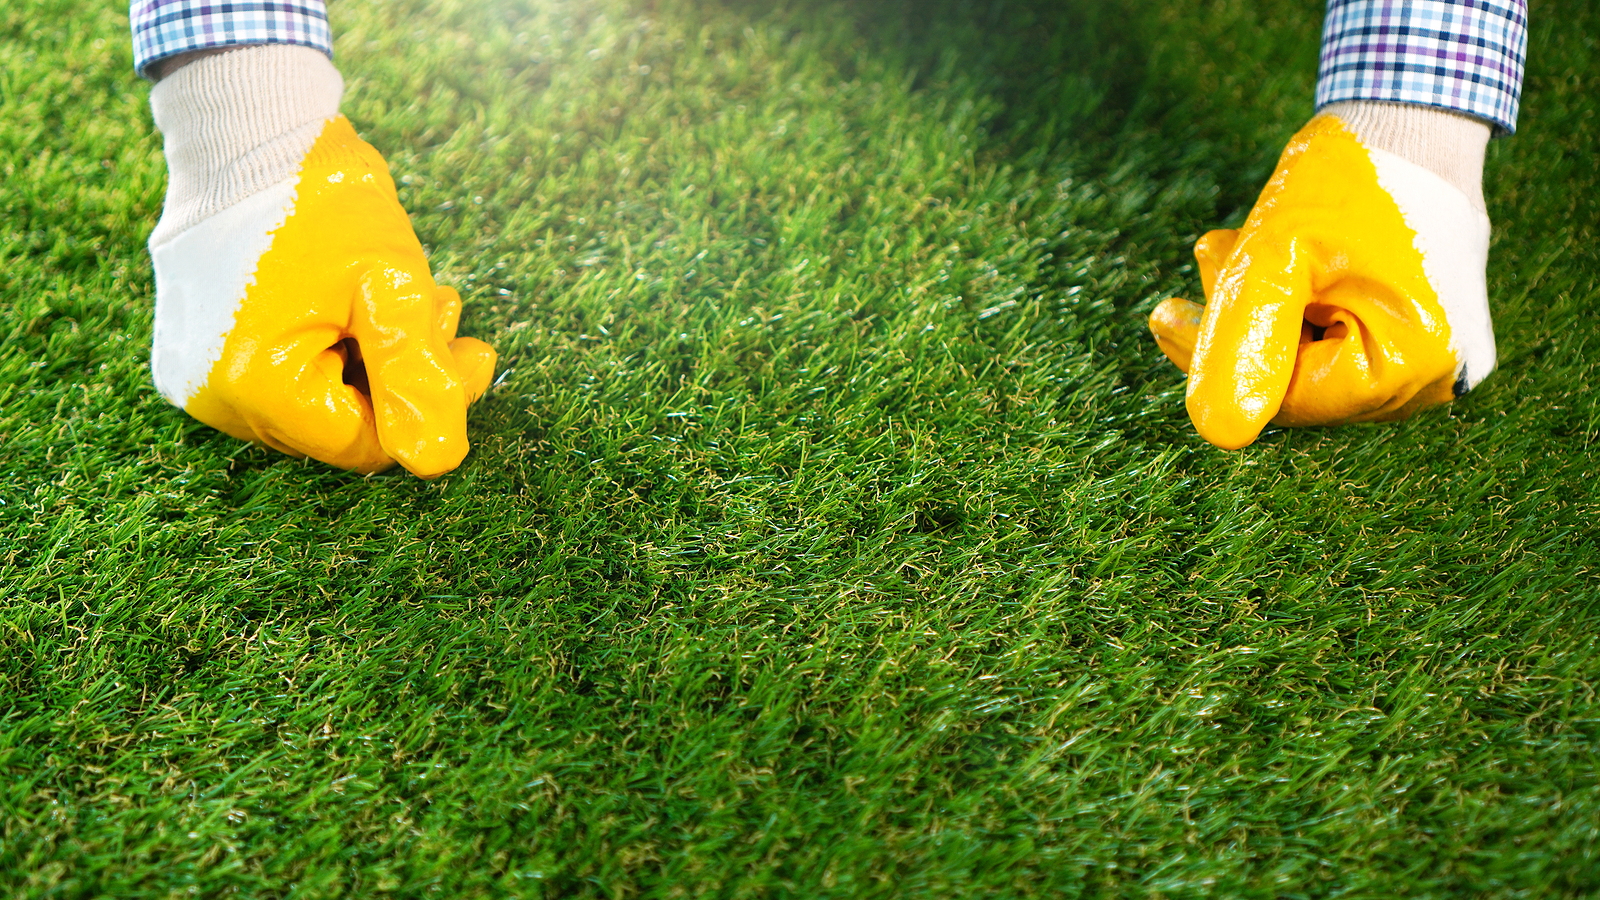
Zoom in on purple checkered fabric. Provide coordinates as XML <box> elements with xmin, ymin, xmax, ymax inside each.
<box><xmin>130</xmin><ymin>1</ymin><xmax>332</xmax><ymax>79</ymax></box>
<box><xmin>1316</xmin><ymin>0</ymin><xmax>1528</xmax><ymax>133</ymax></box>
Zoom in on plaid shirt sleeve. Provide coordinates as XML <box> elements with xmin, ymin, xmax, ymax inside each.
<box><xmin>1316</xmin><ymin>0</ymin><xmax>1529</xmax><ymax>134</ymax></box>
<box><xmin>130</xmin><ymin>1</ymin><xmax>333</xmax><ymax>79</ymax></box>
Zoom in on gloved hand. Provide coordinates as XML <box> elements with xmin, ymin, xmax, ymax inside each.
<box><xmin>1149</xmin><ymin>103</ymin><xmax>1497</xmax><ymax>449</ymax></box>
<box><xmin>148</xmin><ymin>45</ymin><xmax>496</xmax><ymax>477</ymax></box>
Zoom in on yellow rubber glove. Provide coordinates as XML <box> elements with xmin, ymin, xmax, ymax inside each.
<box><xmin>1149</xmin><ymin>111</ymin><xmax>1496</xmax><ymax>449</ymax></box>
<box><xmin>148</xmin><ymin>46</ymin><xmax>495</xmax><ymax>477</ymax></box>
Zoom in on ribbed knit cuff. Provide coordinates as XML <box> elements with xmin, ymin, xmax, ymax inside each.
<box><xmin>149</xmin><ymin>44</ymin><xmax>344</xmax><ymax>247</ymax></box>
<box><xmin>1320</xmin><ymin>100</ymin><xmax>1491</xmax><ymax>214</ymax></box>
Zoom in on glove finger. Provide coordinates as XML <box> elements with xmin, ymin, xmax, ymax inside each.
<box><xmin>451</xmin><ymin>336</ymin><xmax>498</xmax><ymax>405</ymax></box>
<box><xmin>219</xmin><ymin>335</ymin><xmax>395</xmax><ymax>474</ymax></box>
<box><xmin>352</xmin><ymin>264</ymin><xmax>473</xmax><ymax>479</ymax></box>
<box><xmin>1148</xmin><ymin>296</ymin><xmax>1204</xmax><ymax>374</ymax></box>
<box><xmin>1185</xmin><ymin>236</ymin><xmax>1309</xmax><ymax>449</ymax></box>
<box><xmin>1195</xmin><ymin>229</ymin><xmax>1240</xmax><ymax>301</ymax></box>
<box><xmin>1276</xmin><ymin>297</ymin><xmax>1457</xmax><ymax>427</ymax></box>
<box><xmin>1273</xmin><ymin>304</ymin><xmax>1372</xmax><ymax>427</ymax></box>
<box><xmin>435</xmin><ymin>284</ymin><xmax>463</xmax><ymax>341</ymax></box>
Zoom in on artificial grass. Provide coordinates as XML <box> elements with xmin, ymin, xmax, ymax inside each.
<box><xmin>2</xmin><ymin>0</ymin><xmax>1598</xmax><ymax>895</ymax></box>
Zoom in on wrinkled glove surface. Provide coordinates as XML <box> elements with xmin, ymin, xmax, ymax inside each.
<box><xmin>1149</xmin><ymin>115</ymin><xmax>1495</xmax><ymax>449</ymax></box>
<box><xmin>151</xmin><ymin>116</ymin><xmax>496</xmax><ymax>477</ymax></box>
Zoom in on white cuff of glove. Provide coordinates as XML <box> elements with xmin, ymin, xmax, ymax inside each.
<box><xmin>1319</xmin><ymin>100</ymin><xmax>1492</xmax><ymax>214</ymax></box>
<box><xmin>149</xmin><ymin>44</ymin><xmax>344</xmax><ymax>247</ymax></box>
<box><xmin>148</xmin><ymin>44</ymin><xmax>345</xmax><ymax>407</ymax></box>
<box><xmin>1319</xmin><ymin>100</ymin><xmax>1497</xmax><ymax>391</ymax></box>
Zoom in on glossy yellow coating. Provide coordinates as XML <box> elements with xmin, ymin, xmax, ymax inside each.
<box><xmin>185</xmin><ymin>116</ymin><xmax>497</xmax><ymax>477</ymax></box>
<box><xmin>1148</xmin><ymin>115</ymin><xmax>1459</xmax><ymax>450</ymax></box>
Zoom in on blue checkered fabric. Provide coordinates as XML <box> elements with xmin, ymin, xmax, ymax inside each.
<box><xmin>1317</xmin><ymin>0</ymin><xmax>1529</xmax><ymax>133</ymax></box>
<box><xmin>131</xmin><ymin>1</ymin><xmax>332</xmax><ymax>78</ymax></box>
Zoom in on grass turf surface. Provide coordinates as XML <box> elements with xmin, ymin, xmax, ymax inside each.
<box><xmin>3</xmin><ymin>0</ymin><xmax>1599</xmax><ymax>895</ymax></box>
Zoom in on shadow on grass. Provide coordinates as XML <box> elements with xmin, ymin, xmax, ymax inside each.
<box><xmin>713</xmin><ymin>0</ymin><xmax>1322</xmax><ymax>212</ymax></box>
<box><xmin>673</xmin><ymin>0</ymin><xmax>1326</xmax><ymax>427</ymax></box>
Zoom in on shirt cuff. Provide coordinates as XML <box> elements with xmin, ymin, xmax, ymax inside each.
<box><xmin>130</xmin><ymin>1</ymin><xmax>333</xmax><ymax>80</ymax></box>
<box><xmin>1315</xmin><ymin>0</ymin><xmax>1529</xmax><ymax>135</ymax></box>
